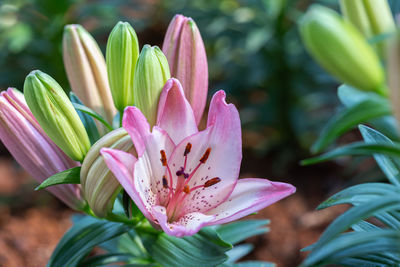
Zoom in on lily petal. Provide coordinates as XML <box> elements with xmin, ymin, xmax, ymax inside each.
<box><xmin>157</xmin><ymin>78</ymin><xmax>198</xmax><ymax>144</ymax></box>
<box><xmin>101</xmin><ymin>147</ymin><xmax>152</xmax><ymax>220</ymax></box>
<box><xmin>206</xmin><ymin>178</ymin><xmax>296</xmax><ymax>225</ymax></box>
<box><xmin>122</xmin><ymin>106</ymin><xmax>150</xmax><ymax>156</ymax></box>
<box><xmin>133</xmin><ymin>126</ymin><xmax>175</xmax><ymax>207</ymax></box>
<box><xmin>152</xmin><ymin>205</ymin><xmax>215</xmax><ymax>237</ymax></box>
<box><xmin>168</xmin><ymin>90</ymin><xmax>242</xmax><ymax>215</ymax></box>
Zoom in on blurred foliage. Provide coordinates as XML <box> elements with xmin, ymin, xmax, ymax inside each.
<box><xmin>0</xmin><ymin>0</ymin><xmax>161</xmax><ymax>90</ymax></box>
<box><xmin>161</xmin><ymin>0</ymin><xmax>339</xmax><ymax>169</ymax></box>
<box><xmin>0</xmin><ymin>0</ymin><xmax>340</xmax><ymax>173</ymax></box>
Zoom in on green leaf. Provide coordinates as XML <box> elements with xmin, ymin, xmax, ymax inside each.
<box><xmin>314</xmin><ymin>196</ymin><xmax>400</xmax><ymax>248</ymax></box>
<box><xmin>216</xmin><ymin>220</ymin><xmax>270</xmax><ymax>245</ymax></box>
<box><xmin>338</xmin><ymin>85</ymin><xmax>383</xmax><ymax>107</ymax></box>
<box><xmin>148</xmin><ymin>227</ymin><xmax>232</xmax><ymax>267</ymax></box>
<box><xmin>69</xmin><ymin>92</ymin><xmax>100</xmax><ymax>145</ymax></box>
<box><xmin>77</xmin><ymin>253</ymin><xmax>133</xmax><ymax>267</ymax></box>
<box><xmin>311</xmin><ymin>99</ymin><xmax>391</xmax><ymax>153</ymax></box>
<box><xmin>338</xmin><ymin>85</ymin><xmax>399</xmax><ymax>140</ymax></box>
<box><xmin>301</xmin><ymin>230</ymin><xmax>400</xmax><ymax>267</ymax></box>
<box><xmin>36</xmin><ymin>167</ymin><xmax>81</xmax><ymax>190</ymax></box>
<box><xmin>72</xmin><ymin>102</ymin><xmax>114</xmax><ymax>131</ymax></box>
<box><xmin>302</xmin><ymin>142</ymin><xmax>400</xmax><ymax>165</ymax></box>
<box><xmin>233</xmin><ymin>262</ymin><xmax>275</xmax><ymax>267</ymax></box>
<box><xmin>48</xmin><ymin>215</ymin><xmax>130</xmax><ymax>267</ymax></box>
<box><xmin>360</xmin><ymin>125</ymin><xmax>400</xmax><ymax>186</ymax></box>
<box><xmin>225</xmin><ymin>244</ymin><xmax>254</xmax><ymax>263</ymax></box>
<box><xmin>317</xmin><ymin>183</ymin><xmax>400</xmax><ymax>210</ymax></box>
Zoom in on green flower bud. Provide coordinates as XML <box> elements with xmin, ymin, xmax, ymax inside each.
<box><xmin>340</xmin><ymin>0</ymin><xmax>396</xmax><ymax>57</ymax></box>
<box><xmin>24</xmin><ymin>70</ymin><xmax>91</xmax><ymax>161</ymax></box>
<box><xmin>339</xmin><ymin>0</ymin><xmax>373</xmax><ymax>38</ymax></box>
<box><xmin>133</xmin><ymin>45</ymin><xmax>171</xmax><ymax>126</ymax></box>
<box><xmin>81</xmin><ymin>128</ymin><xmax>134</xmax><ymax>217</ymax></box>
<box><xmin>300</xmin><ymin>5</ymin><xmax>386</xmax><ymax>94</ymax></box>
<box><xmin>106</xmin><ymin>21</ymin><xmax>139</xmax><ymax>112</ymax></box>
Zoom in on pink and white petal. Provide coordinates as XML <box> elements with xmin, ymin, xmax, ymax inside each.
<box><xmin>101</xmin><ymin>147</ymin><xmax>153</xmax><ymax>220</ymax></box>
<box><xmin>156</xmin><ymin>78</ymin><xmax>198</xmax><ymax>144</ymax></box>
<box><xmin>152</xmin><ymin>205</ymin><xmax>215</xmax><ymax>237</ymax></box>
<box><xmin>122</xmin><ymin>106</ymin><xmax>150</xmax><ymax>157</ymax></box>
<box><xmin>134</xmin><ymin>126</ymin><xmax>175</xmax><ymax>206</ymax></box>
<box><xmin>205</xmin><ymin>178</ymin><xmax>296</xmax><ymax>225</ymax></box>
<box><xmin>168</xmin><ymin>90</ymin><xmax>242</xmax><ymax>214</ymax></box>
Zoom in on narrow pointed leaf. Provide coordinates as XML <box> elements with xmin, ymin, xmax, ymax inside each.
<box><xmin>302</xmin><ymin>230</ymin><xmax>400</xmax><ymax>267</ymax></box>
<box><xmin>302</xmin><ymin>142</ymin><xmax>400</xmax><ymax>165</ymax></box>
<box><xmin>216</xmin><ymin>220</ymin><xmax>270</xmax><ymax>245</ymax></box>
<box><xmin>36</xmin><ymin>167</ymin><xmax>81</xmax><ymax>190</ymax></box>
<box><xmin>72</xmin><ymin>102</ymin><xmax>113</xmax><ymax>131</ymax></box>
<box><xmin>48</xmin><ymin>216</ymin><xmax>130</xmax><ymax>267</ymax></box>
<box><xmin>360</xmin><ymin>125</ymin><xmax>400</xmax><ymax>186</ymax></box>
<box><xmin>69</xmin><ymin>92</ymin><xmax>100</xmax><ymax>145</ymax></box>
<box><xmin>311</xmin><ymin>99</ymin><xmax>391</xmax><ymax>153</ymax></box>
<box><xmin>148</xmin><ymin>227</ymin><xmax>232</xmax><ymax>267</ymax></box>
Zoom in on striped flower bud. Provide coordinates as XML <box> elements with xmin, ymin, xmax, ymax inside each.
<box><xmin>162</xmin><ymin>15</ymin><xmax>208</xmax><ymax>125</ymax></box>
<box><xmin>24</xmin><ymin>70</ymin><xmax>91</xmax><ymax>162</ymax></box>
<box><xmin>106</xmin><ymin>21</ymin><xmax>139</xmax><ymax>112</ymax></box>
<box><xmin>0</xmin><ymin>88</ymin><xmax>84</xmax><ymax>209</ymax></box>
<box><xmin>63</xmin><ymin>24</ymin><xmax>116</xmax><ymax>125</ymax></box>
<box><xmin>133</xmin><ymin>45</ymin><xmax>171</xmax><ymax>126</ymax></box>
<box><xmin>81</xmin><ymin>128</ymin><xmax>134</xmax><ymax>217</ymax></box>
<box><xmin>300</xmin><ymin>5</ymin><xmax>386</xmax><ymax>94</ymax></box>
<box><xmin>340</xmin><ymin>0</ymin><xmax>395</xmax><ymax>57</ymax></box>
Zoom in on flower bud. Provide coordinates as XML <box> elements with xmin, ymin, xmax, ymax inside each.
<box><xmin>300</xmin><ymin>5</ymin><xmax>386</xmax><ymax>94</ymax></box>
<box><xmin>0</xmin><ymin>88</ymin><xmax>84</xmax><ymax>209</ymax></box>
<box><xmin>133</xmin><ymin>45</ymin><xmax>171</xmax><ymax>126</ymax></box>
<box><xmin>63</xmin><ymin>24</ymin><xmax>116</xmax><ymax>124</ymax></box>
<box><xmin>340</xmin><ymin>0</ymin><xmax>395</xmax><ymax>57</ymax></box>
<box><xmin>162</xmin><ymin>15</ymin><xmax>208</xmax><ymax>125</ymax></box>
<box><xmin>24</xmin><ymin>70</ymin><xmax>91</xmax><ymax>162</ymax></box>
<box><xmin>81</xmin><ymin>128</ymin><xmax>134</xmax><ymax>217</ymax></box>
<box><xmin>339</xmin><ymin>0</ymin><xmax>373</xmax><ymax>37</ymax></box>
<box><xmin>106</xmin><ymin>21</ymin><xmax>139</xmax><ymax>112</ymax></box>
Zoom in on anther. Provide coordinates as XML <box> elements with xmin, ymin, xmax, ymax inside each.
<box><xmin>183</xmin><ymin>185</ymin><xmax>190</xmax><ymax>194</ymax></box>
<box><xmin>184</xmin><ymin>143</ymin><xmax>192</xmax><ymax>156</ymax></box>
<box><xmin>199</xmin><ymin>147</ymin><xmax>211</xmax><ymax>163</ymax></box>
<box><xmin>204</xmin><ymin>177</ymin><xmax>221</xmax><ymax>187</ymax></box>
<box><xmin>160</xmin><ymin>150</ymin><xmax>167</xmax><ymax>166</ymax></box>
<box><xmin>162</xmin><ymin>176</ymin><xmax>168</xmax><ymax>189</ymax></box>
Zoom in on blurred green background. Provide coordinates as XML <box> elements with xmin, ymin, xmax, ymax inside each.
<box><xmin>0</xmin><ymin>0</ymin><xmax>339</xmax><ymax>174</ymax></box>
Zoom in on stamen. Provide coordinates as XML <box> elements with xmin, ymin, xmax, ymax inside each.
<box><xmin>162</xmin><ymin>176</ymin><xmax>168</xmax><ymax>189</ymax></box>
<box><xmin>160</xmin><ymin>150</ymin><xmax>167</xmax><ymax>166</ymax></box>
<box><xmin>183</xmin><ymin>185</ymin><xmax>190</xmax><ymax>194</ymax></box>
<box><xmin>184</xmin><ymin>143</ymin><xmax>192</xmax><ymax>156</ymax></box>
<box><xmin>204</xmin><ymin>177</ymin><xmax>221</xmax><ymax>187</ymax></box>
<box><xmin>199</xmin><ymin>147</ymin><xmax>211</xmax><ymax>163</ymax></box>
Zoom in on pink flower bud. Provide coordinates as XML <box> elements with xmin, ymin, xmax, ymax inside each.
<box><xmin>162</xmin><ymin>14</ymin><xmax>208</xmax><ymax>125</ymax></box>
<box><xmin>0</xmin><ymin>88</ymin><xmax>85</xmax><ymax>209</ymax></box>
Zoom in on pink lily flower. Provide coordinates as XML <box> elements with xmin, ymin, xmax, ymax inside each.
<box><xmin>101</xmin><ymin>79</ymin><xmax>295</xmax><ymax>237</ymax></box>
<box><xmin>0</xmin><ymin>88</ymin><xmax>84</xmax><ymax>209</ymax></box>
<box><xmin>162</xmin><ymin>14</ymin><xmax>208</xmax><ymax>125</ymax></box>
